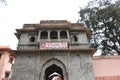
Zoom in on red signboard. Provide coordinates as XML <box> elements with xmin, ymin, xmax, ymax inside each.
<box><xmin>40</xmin><ymin>42</ymin><xmax>68</xmax><ymax>49</ymax></box>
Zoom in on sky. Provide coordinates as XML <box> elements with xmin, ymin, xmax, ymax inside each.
<box><xmin>0</xmin><ymin>0</ymin><xmax>92</xmax><ymax>50</ymax></box>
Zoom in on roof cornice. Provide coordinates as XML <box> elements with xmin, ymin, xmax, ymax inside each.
<box><xmin>10</xmin><ymin>48</ymin><xmax>96</xmax><ymax>56</ymax></box>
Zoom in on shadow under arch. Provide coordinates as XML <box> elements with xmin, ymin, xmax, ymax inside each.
<box><xmin>40</xmin><ymin>58</ymin><xmax>68</xmax><ymax>80</ymax></box>
<box><xmin>45</xmin><ymin>64</ymin><xmax>63</xmax><ymax>80</ymax></box>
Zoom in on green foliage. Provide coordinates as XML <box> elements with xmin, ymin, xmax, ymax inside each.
<box><xmin>79</xmin><ymin>0</ymin><xmax>120</xmax><ymax>55</ymax></box>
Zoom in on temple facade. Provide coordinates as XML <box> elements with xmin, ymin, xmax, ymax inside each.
<box><xmin>11</xmin><ymin>20</ymin><xmax>96</xmax><ymax>80</ymax></box>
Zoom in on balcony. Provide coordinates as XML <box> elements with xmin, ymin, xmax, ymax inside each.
<box><xmin>17</xmin><ymin>41</ymin><xmax>91</xmax><ymax>50</ymax></box>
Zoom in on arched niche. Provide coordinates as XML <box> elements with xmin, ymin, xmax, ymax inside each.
<box><xmin>29</xmin><ymin>36</ymin><xmax>35</xmax><ymax>42</ymax></box>
<box><xmin>40</xmin><ymin>58</ymin><xmax>68</xmax><ymax>80</ymax></box>
<box><xmin>60</xmin><ymin>31</ymin><xmax>67</xmax><ymax>39</ymax></box>
<box><xmin>41</xmin><ymin>31</ymin><xmax>48</xmax><ymax>39</ymax></box>
<box><xmin>50</xmin><ymin>31</ymin><xmax>58</xmax><ymax>39</ymax></box>
<box><xmin>73</xmin><ymin>36</ymin><xmax>78</xmax><ymax>42</ymax></box>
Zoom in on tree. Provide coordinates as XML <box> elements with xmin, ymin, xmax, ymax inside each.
<box><xmin>0</xmin><ymin>0</ymin><xmax>6</xmax><ymax>5</ymax></box>
<box><xmin>79</xmin><ymin>0</ymin><xmax>120</xmax><ymax>55</ymax></box>
<box><xmin>0</xmin><ymin>0</ymin><xmax>5</xmax><ymax>3</ymax></box>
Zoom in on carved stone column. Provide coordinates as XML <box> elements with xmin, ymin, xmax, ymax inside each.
<box><xmin>58</xmin><ymin>30</ymin><xmax>60</xmax><ymax>40</ymax></box>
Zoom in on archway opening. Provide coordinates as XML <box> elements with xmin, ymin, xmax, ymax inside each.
<box><xmin>30</xmin><ymin>36</ymin><xmax>35</xmax><ymax>42</ymax></box>
<box><xmin>60</xmin><ymin>31</ymin><xmax>67</xmax><ymax>39</ymax></box>
<box><xmin>50</xmin><ymin>31</ymin><xmax>58</xmax><ymax>39</ymax></box>
<box><xmin>45</xmin><ymin>64</ymin><xmax>63</xmax><ymax>80</ymax></box>
<box><xmin>73</xmin><ymin>36</ymin><xmax>78</xmax><ymax>42</ymax></box>
<box><xmin>41</xmin><ymin>31</ymin><xmax>48</xmax><ymax>39</ymax></box>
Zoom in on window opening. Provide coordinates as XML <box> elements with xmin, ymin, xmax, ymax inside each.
<box><xmin>0</xmin><ymin>54</ymin><xmax>1</xmax><ymax>59</ymax></box>
<box><xmin>45</xmin><ymin>64</ymin><xmax>63</xmax><ymax>80</ymax></box>
<box><xmin>5</xmin><ymin>72</ymin><xmax>10</xmax><ymax>78</ymax></box>
<box><xmin>41</xmin><ymin>31</ymin><xmax>48</xmax><ymax>39</ymax></box>
<box><xmin>30</xmin><ymin>36</ymin><xmax>35</xmax><ymax>42</ymax></box>
<box><xmin>60</xmin><ymin>31</ymin><xmax>67</xmax><ymax>39</ymax></box>
<box><xmin>73</xmin><ymin>36</ymin><xmax>78</xmax><ymax>42</ymax></box>
<box><xmin>9</xmin><ymin>57</ymin><xmax>13</xmax><ymax>64</ymax></box>
<box><xmin>50</xmin><ymin>31</ymin><xmax>58</xmax><ymax>39</ymax></box>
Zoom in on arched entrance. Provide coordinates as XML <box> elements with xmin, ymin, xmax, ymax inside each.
<box><xmin>45</xmin><ymin>64</ymin><xmax>63</xmax><ymax>80</ymax></box>
<box><xmin>40</xmin><ymin>58</ymin><xmax>67</xmax><ymax>80</ymax></box>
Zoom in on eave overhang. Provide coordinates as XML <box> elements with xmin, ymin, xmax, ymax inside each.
<box><xmin>10</xmin><ymin>48</ymin><xmax>96</xmax><ymax>56</ymax></box>
<box><xmin>14</xmin><ymin>20</ymin><xmax>92</xmax><ymax>39</ymax></box>
<box><xmin>0</xmin><ymin>46</ymin><xmax>11</xmax><ymax>51</ymax></box>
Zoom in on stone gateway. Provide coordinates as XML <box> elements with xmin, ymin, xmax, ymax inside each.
<box><xmin>11</xmin><ymin>20</ymin><xmax>95</xmax><ymax>80</ymax></box>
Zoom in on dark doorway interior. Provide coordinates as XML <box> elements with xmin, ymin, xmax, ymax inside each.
<box><xmin>45</xmin><ymin>64</ymin><xmax>63</xmax><ymax>80</ymax></box>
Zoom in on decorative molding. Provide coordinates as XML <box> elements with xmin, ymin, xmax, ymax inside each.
<box><xmin>10</xmin><ymin>48</ymin><xmax>96</xmax><ymax>56</ymax></box>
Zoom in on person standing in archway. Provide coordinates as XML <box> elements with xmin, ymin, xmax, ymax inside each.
<box><xmin>48</xmin><ymin>72</ymin><xmax>62</xmax><ymax>80</ymax></box>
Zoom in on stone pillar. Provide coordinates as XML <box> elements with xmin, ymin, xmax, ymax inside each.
<box><xmin>38</xmin><ymin>30</ymin><xmax>41</xmax><ymax>42</ymax></box>
<box><xmin>67</xmin><ymin>30</ymin><xmax>70</xmax><ymax>43</ymax></box>
<box><xmin>58</xmin><ymin>30</ymin><xmax>60</xmax><ymax>41</ymax></box>
<box><xmin>48</xmin><ymin>30</ymin><xmax>50</xmax><ymax>40</ymax></box>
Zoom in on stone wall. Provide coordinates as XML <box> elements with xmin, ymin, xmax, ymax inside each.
<box><xmin>18</xmin><ymin>31</ymin><xmax>89</xmax><ymax>50</ymax></box>
<box><xmin>11</xmin><ymin>51</ymin><xmax>95</xmax><ymax>80</ymax></box>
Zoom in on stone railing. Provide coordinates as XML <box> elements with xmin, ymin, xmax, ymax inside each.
<box><xmin>17</xmin><ymin>42</ymin><xmax>91</xmax><ymax>50</ymax></box>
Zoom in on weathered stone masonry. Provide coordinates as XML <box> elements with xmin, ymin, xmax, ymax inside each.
<box><xmin>11</xmin><ymin>20</ymin><xmax>95</xmax><ymax>80</ymax></box>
